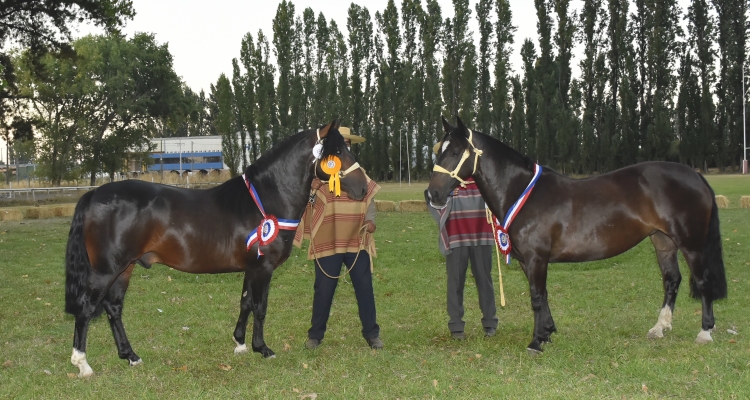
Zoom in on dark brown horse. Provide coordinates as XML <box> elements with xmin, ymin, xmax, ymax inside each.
<box><xmin>427</xmin><ymin>117</ymin><xmax>727</xmax><ymax>354</ymax></box>
<box><xmin>65</xmin><ymin>123</ymin><xmax>368</xmax><ymax>377</ymax></box>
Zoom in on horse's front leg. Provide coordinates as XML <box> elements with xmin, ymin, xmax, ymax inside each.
<box><xmin>232</xmin><ymin>273</ymin><xmax>254</xmax><ymax>354</ymax></box>
<box><xmin>522</xmin><ymin>257</ymin><xmax>556</xmax><ymax>355</ymax></box>
<box><xmin>249</xmin><ymin>266</ymin><xmax>275</xmax><ymax>358</ymax></box>
<box><xmin>232</xmin><ymin>262</ymin><xmax>276</xmax><ymax>358</ymax></box>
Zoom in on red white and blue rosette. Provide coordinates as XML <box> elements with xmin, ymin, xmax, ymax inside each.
<box><xmin>493</xmin><ymin>164</ymin><xmax>542</xmax><ymax>264</ymax></box>
<box><xmin>242</xmin><ymin>174</ymin><xmax>300</xmax><ymax>258</ymax></box>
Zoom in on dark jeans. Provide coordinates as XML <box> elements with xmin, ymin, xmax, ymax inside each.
<box><xmin>445</xmin><ymin>245</ymin><xmax>498</xmax><ymax>333</ymax></box>
<box><xmin>308</xmin><ymin>251</ymin><xmax>380</xmax><ymax>340</ymax></box>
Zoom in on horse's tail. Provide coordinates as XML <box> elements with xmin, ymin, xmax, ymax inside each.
<box><xmin>690</xmin><ymin>177</ymin><xmax>727</xmax><ymax>301</ymax></box>
<box><xmin>65</xmin><ymin>190</ymin><xmax>101</xmax><ymax>317</ymax></box>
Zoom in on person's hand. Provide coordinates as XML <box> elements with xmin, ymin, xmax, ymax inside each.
<box><xmin>364</xmin><ymin>220</ymin><xmax>376</xmax><ymax>233</ymax></box>
<box><xmin>453</xmin><ymin>187</ymin><xmax>460</xmax><ymax>196</ymax></box>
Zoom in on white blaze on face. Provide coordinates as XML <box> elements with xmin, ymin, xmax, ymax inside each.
<box><xmin>442</xmin><ymin>140</ymin><xmax>450</xmax><ymax>153</ymax></box>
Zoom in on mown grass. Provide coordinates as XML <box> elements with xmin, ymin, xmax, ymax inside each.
<box><xmin>0</xmin><ymin>183</ymin><xmax>749</xmax><ymax>399</ymax></box>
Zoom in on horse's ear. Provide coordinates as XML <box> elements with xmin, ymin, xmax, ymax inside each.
<box><xmin>319</xmin><ymin>122</ymin><xmax>332</xmax><ymax>138</ymax></box>
<box><xmin>456</xmin><ymin>116</ymin><xmax>467</xmax><ymax>133</ymax></box>
<box><xmin>442</xmin><ymin>116</ymin><xmax>454</xmax><ymax>134</ymax></box>
<box><xmin>332</xmin><ymin>119</ymin><xmax>341</xmax><ymax>130</ymax></box>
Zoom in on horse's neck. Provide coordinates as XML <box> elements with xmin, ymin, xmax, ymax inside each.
<box><xmin>243</xmin><ymin>139</ymin><xmax>315</xmax><ymax>221</ymax></box>
<box><xmin>475</xmin><ymin>147</ymin><xmax>535</xmax><ymax>219</ymax></box>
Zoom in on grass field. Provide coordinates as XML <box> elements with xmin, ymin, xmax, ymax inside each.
<box><xmin>0</xmin><ymin>178</ymin><xmax>749</xmax><ymax>399</ymax></box>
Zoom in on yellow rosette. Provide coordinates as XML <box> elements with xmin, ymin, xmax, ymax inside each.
<box><xmin>321</xmin><ymin>156</ymin><xmax>342</xmax><ymax>196</ymax></box>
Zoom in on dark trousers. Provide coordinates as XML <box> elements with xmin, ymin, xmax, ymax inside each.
<box><xmin>308</xmin><ymin>251</ymin><xmax>380</xmax><ymax>340</ymax></box>
<box><xmin>445</xmin><ymin>245</ymin><xmax>498</xmax><ymax>333</ymax></box>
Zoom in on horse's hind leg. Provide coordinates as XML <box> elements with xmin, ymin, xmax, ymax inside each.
<box><xmin>647</xmin><ymin>232</ymin><xmax>681</xmax><ymax>339</ymax></box>
<box><xmin>682</xmin><ymin>249</ymin><xmax>717</xmax><ymax>344</ymax></box>
<box><xmin>101</xmin><ymin>264</ymin><xmax>142</xmax><ymax>366</ymax></box>
<box><xmin>71</xmin><ymin>316</ymin><xmax>94</xmax><ymax>377</ymax></box>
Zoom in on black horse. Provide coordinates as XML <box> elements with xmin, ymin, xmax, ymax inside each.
<box><xmin>427</xmin><ymin>117</ymin><xmax>727</xmax><ymax>354</ymax></box>
<box><xmin>65</xmin><ymin>123</ymin><xmax>368</xmax><ymax>377</ymax></box>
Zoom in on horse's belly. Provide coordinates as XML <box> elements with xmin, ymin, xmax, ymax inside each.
<box><xmin>553</xmin><ymin>228</ymin><xmax>647</xmax><ymax>262</ymax></box>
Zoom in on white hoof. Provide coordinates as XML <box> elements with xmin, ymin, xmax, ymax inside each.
<box><xmin>695</xmin><ymin>329</ymin><xmax>713</xmax><ymax>344</ymax></box>
<box><xmin>71</xmin><ymin>349</ymin><xmax>94</xmax><ymax>378</ymax></box>
<box><xmin>129</xmin><ymin>358</ymin><xmax>143</xmax><ymax>366</ymax></box>
<box><xmin>233</xmin><ymin>337</ymin><xmax>248</xmax><ymax>354</ymax></box>
<box><xmin>647</xmin><ymin>327</ymin><xmax>664</xmax><ymax>339</ymax></box>
<box><xmin>266</xmin><ymin>354</ymin><xmax>276</xmax><ymax>359</ymax></box>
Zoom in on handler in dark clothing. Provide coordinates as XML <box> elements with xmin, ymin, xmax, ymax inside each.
<box><xmin>425</xmin><ymin>145</ymin><xmax>498</xmax><ymax>339</ymax></box>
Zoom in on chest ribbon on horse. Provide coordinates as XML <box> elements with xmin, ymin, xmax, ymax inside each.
<box><xmin>491</xmin><ymin>164</ymin><xmax>542</xmax><ymax>264</ymax></box>
<box><xmin>243</xmin><ymin>174</ymin><xmax>300</xmax><ymax>258</ymax></box>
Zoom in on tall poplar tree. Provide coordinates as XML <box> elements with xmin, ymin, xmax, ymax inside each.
<box><xmin>272</xmin><ymin>0</ymin><xmax>296</xmax><ymax>139</ymax></box>
<box><xmin>492</xmin><ymin>0</ymin><xmax>515</xmax><ymax>142</ymax></box>
<box><xmin>475</xmin><ymin>0</ymin><xmax>494</xmax><ymax>134</ymax></box>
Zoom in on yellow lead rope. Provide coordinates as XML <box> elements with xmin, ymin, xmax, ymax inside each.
<box><xmin>486</xmin><ymin>207</ymin><xmax>506</xmax><ymax>307</ymax></box>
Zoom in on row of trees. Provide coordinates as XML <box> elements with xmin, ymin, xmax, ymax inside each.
<box><xmin>183</xmin><ymin>0</ymin><xmax>748</xmax><ymax>181</ymax></box>
<box><xmin>2</xmin><ymin>0</ymin><xmax>749</xmax><ymax>184</ymax></box>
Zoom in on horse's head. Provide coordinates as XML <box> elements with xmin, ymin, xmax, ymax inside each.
<box><xmin>427</xmin><ymin>117</ymin><xmax>481</xmax><ymax>208</ymax></box>
<box><xmin>315</xmin><ymin>121</ymin><xmax>368</xmax><ymax>201</ymax></box>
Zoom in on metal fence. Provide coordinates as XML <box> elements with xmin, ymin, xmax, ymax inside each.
<box><xmin>0</xmin><ymin>182</ymin><xmax>222</xmax><ymax>202</ymax></box>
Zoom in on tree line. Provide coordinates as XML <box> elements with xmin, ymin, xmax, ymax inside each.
<box><xmin>1</xmin><ymin>0</ymin><xmax>748</xmax><ymax>185</ymax></box>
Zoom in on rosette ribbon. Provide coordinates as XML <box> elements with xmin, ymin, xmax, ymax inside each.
<box><xmin>491</xmin><ymin>164</ymin><xmax>542</xmax><ymax>264</ymax></box>
<box><xmin>242</xmin><ymin>174</ymin><xmax>300</xmax><ymax>258</ymax></box>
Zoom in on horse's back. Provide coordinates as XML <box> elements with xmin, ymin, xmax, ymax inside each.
<box><xmin>79</xmin><ymin>180</ymin><xmax>245</xmax><ymax>273</ymax></box>
<box><xmin>532</xmin><ymin>162</ymin><xmax>714</xmax><ymax>262</ymax></box>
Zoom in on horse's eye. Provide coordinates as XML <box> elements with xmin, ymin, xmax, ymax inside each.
<box><xmin>452</xmin><ymin>149</ymin><xmax>459</xmax><ymax>156</ymax></box>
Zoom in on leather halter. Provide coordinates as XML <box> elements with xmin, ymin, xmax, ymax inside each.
<box><xmin>432</xmin><ymin>129</ymin><xmax>483</xmax><ymax>187</ymax></box>
<box><xmin>315</xmin><ymin>128</ymin><xmax>362</xmax><ymax>180</ymax></box>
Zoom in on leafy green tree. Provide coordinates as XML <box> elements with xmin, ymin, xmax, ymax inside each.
<box><xmin>474</xmin><ymin>0</ymin><xmax>493</xmax><ymax>134</ymax></box>
<box><xmin>14</xmin><ymin>48</ymin><xmax>83</xmax><ymax>185</ymax></box>
<box><xmin>272</xmin><ymin>0</ymin><xmax>295</xmax><ymax>139</ymax></box>
<box><xmin>578</xmin><ymin>0</ymin><xmax>606</xmax><ymax>172</ymax></box>
<box><xmin>347</xmin><ymin>4</ymin><xmax>374</xmax><ymax>162</ymax></box>
<box><xmin>253</xmin><ymin>31</ymin><xmax>276</xmax><ymax>154</ymax></box>
<box><xmin>74</xmin><ymin>34</ymin><xmax>184</xmax><ymax>185</ymax></box>
<box><xmin>0</xmin><ymin>0</ymin><xmax>134</xmax><ymax>99</ymax></box>
<box><xmin>239</xmin><ymin>32</ymin><xmax>258</xmax><ymax>160</ymax></box>
<box><xmin>419</xmin><ymin>0</ymin><xmax>443</xmax><ymax>171</ymax></box>
<box><xmin>551</xmin><ymin>0</ymin><xmax>577</xmax><ymax>171</ymax></box>
<box><xmin>213</xmin><ymin>74</ymin><xmax>240</xmax><ymax>176</ymax></box>
<box><xmin>492</xmin><ymin>0</ymin><xmax>515</xmax><ymax>142</ymax></box>
<box><xmin>520</xmin><ymin>39</ymin><xmax>538</xmax><ymax>158</ymax></box>
<box><xmin>713</xmin><ymin>0</ymin><xmax>747</xmax><ymax>170</ymax></box>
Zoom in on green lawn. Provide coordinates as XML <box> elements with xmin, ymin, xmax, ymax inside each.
<box><xmin>0</xmin><ymin>179</ymin><xmax>749</xmax><ymax>399</ymax></box>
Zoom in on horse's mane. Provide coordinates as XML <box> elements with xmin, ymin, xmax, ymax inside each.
<box><xmin>469</xmin><ymin>129</ymin><xmax>560</xmax><ymax>175</ymax></box>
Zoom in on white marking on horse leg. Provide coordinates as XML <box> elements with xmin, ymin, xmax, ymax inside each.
<box><xmin>695</xmin><ymin>329</ymin><xmax>713</xmax><ymax>344</ymax></box>
<box><xmin>647</xmin><ymin>306</ymin><xmax>673</xmax><ymax>339</ymax></box>
<box><xmin>243</xmin><ymin>291</ymin><xmax>247</xmax><ymax>298</ymax></box>
<box><xmin>129</xmin><ymin>358</ymin><xmax>143</xmax><ymax>366</ymax></box>
<box><xmin>233</xmin><ymin>337</ymin><xmax>248</xmax><ymax>354</ymax></box>
<box><xmin>71</xmin><ymin>349</ymin><xmax>94</xmax><ymax>378</ymax></box>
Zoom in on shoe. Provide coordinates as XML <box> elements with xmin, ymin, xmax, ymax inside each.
<box><xmin>366</xmin><ymin>336</ymin><xmax>384</xmax><ymax>349</ymax></box>
<box><xmin>305</xmin><ymin>338</ymin><xmax>321</xmax><ymax>350</ymax></box>
<box><xmin>451</xmin><ymin>331</ymin><xmax>465</xmax><ymax>340</ymax></box>
<box><xmin>484</xmin><ymin>328</ymin><xmax>497</xmax><ymax>337</ymax></box>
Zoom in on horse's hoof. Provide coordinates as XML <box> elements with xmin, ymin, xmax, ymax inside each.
<box><xmin>262</xmin><ymin>349</ymin><xmax>276</xmax><ymax>359</ymax></box>
<box><xmin>129</xmin><ymin>358</ymin><xmax>143</xmax><ymax>366</ymax></box>
<box><xmin>695</xmin><ymin>329</ymin><xmax>713</xmax><ymax>344</ymax></box>
<box><xmin>233</xmin><ymin>337</ymin><xmax>248</xmax><ymax>354</ymax></box>
<box><xmin>647</xmin><ymin>328</ymin><xmax>664</xmax><ymax>339</ymax></box>
<box><xmin>526</xmin><ymin>347</ymin><xmax>543</xmax><ymax>357</ymax></box>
